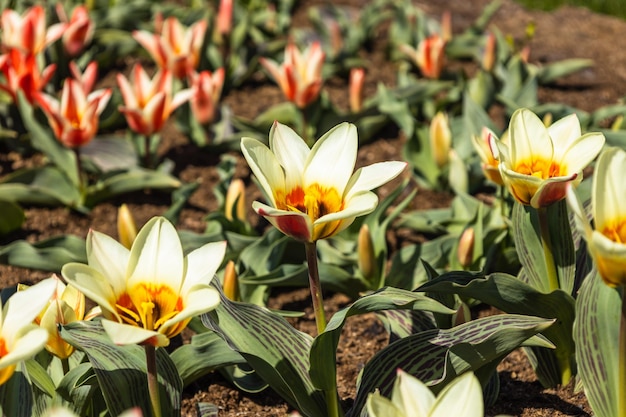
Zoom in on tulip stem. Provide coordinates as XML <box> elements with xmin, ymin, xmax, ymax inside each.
<box><xmin>619</xmin><ymin>287</ymin><xmax>626</xmax><ymax>417</ymax></box>
<box><xmin>537</xmin><ymin>207</ymin><xmax>559</xmax><ymax>293</ymax></box>
<box><xmin>144</xmin><ymin>345</ymin><xmax>162</xmax><ymax>417</ymax></box>
<box><xmin>72</xmin><ymin>148</ymin><xmax>85</xmax><ymax>196</ymax></box>
<box><xmin>304</xmin><ymin>241</ymin><xmax>326</xmax><ymax>334</ymax></box>
<box><xmin>144</xmin><ymin>135</ymin><xmax>152</xmax><ymax>169</ymax></box>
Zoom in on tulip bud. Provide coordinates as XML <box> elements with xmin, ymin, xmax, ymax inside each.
<box><xmin>358</xmin><ymin>224</ymin><xmax>377</xmax><ymax>282</ymax></box>
<box><xmin>441</xmin><ymin>11</ymin><xmax>452</xmax><ymax>43</ymax></box>
<box><xmin>224</xmin><ymin>179</ymin><xmax>246</xmax><ymax>222</ymax></box>
<box><xmin>542</xmin><ymin>112</ymin><xmax>553</xmax><ymax>127</ymax></box>
<box><xmin>349</xmin><ymin>68</ymin><xmax>365</xmax><ymax>114</ymax></box>
<box><xmin>117</xmin><ymin>204</ymin><xmax>138</xmax><ymax>249</ymax></box>
<box><xmin>482</xmin><ymin>32</ymin><xmax>496</xmax><ymax>72</ymax></box>
<box><xmin>222</xmin><ymin>260</ymin><xmax>240</xmax><ymax>301</ymax></box>
<box><xmin>457</xmin><ymin>227</ymin><xmax>475</xmax><ymax>268</ymax></box>
<box><xmin>429</xmin><ymin>112</ymin><xmax>451</xmax><ymax>169</ymax></box>
<box><xmin>216</xmin><ymin>0</ymin><xmax>233</xmax><ymax>37</ymax></box>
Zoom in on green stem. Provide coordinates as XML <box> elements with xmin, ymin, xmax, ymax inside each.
<box><xmin>72</xmin><ymin>147</ymin><xmax>85</xmax><ymax>196</ymax></box>
<box><xmin>619</xmin><ymin>287</ymin><xmax>626</xmax><ymax>417</ymax></box>
<box><xmin>304</xmin><ymin>241</ymin><xmax>341</xmax><ymax>417</ymax></box>
<box><xmin>304</xmin><ymin>241</ymin><xmax>326</xmax><ymax>335</ymax></box>
<box><xmin>144</xmin><ymin>345</ymin><xmax>162</xmax><ymax>417</ymax></box>
<box><xmin>537</xmin><ymin>206</ymin><xmax>559</xmax><ymax>293</ymax></box>
<box><xmin>144</xmin><ymin>135</ymin><xmax>152</xmax><ymax>169</ymax></box>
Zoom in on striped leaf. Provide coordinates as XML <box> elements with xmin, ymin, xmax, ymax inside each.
<box><xmin>0</xmin><ymin>363</ymin><xmax>33</xmax><ymax>417</ymax></box>
<box><xmin>57</xmin><ymin>362</ymin><xmax>103</xmax><ymax>416</ymax></box>
<box><xmin>574</xmin><ymin>270</ymin><xmax>621</xmax><ymax>417</ymax></box>
<box><xmin>201</xmin><ymin>284</ymin><xmax>326</xmax><ymax>417</ymax></box>
<box><xmin>310</xmin><ymin>287</ymin><xmax>454</xmax><ymax>392</ymax></box>
<box><xmin>60</xmin><ymin>320</ymin><xmax>182</xmax><ymax>417</ymax></box>
<box><xmin>348</xmin><ymin>314</ymin><xmax>554</xmax><ymax>417</ymax></box>
<box><xmin>417</xmin><ymin>271</ymin><xmax>576</xmax><ymax>388</ymax></box>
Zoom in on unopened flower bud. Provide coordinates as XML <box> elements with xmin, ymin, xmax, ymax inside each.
<box><xmin>117</xmin><ymin>204</ymin><xmax>138</xmax><ymax>249</ymax></box>
<box><xmin>457</xmin><ymin>227</ymin><xmax>475</xmax><ymax>268</ymax></box>
<box><xmin>224</xmin><ymin>179</ymin><xmax>246</xmax><ymax>222</ymax></box>
<box><xmin>482</xmin><ymin>32</ymin><xmax>496</xmax><ymax>72</ymax></box>
<box><xmin>358</xmin><ymin>224</ymin><xmax>377</xmax><ymax>282</ymax></box>
<box><xmin>223</xmin><ymin>260</ymin><xmax>240</xmax><ymax>301</ymax></box>
<box><xmin>216</xmin><ymin>0</ymin><xmax>233</xmax><ymax>37</ymax></box>
<box><xmin>429</xmin><ymin>112</ymin><xmax>451</xmax><ymax>169</ymax></box>
<box><xmin>349</xmin><ymin>68</ymin><xmax>365</xmax><ymax>113</ymax></box>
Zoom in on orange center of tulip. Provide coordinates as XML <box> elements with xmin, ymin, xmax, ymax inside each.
<box><xmin>277</xmin><ymin>183</ymin><xmax>344</xmax><ymax>222</ymax></box>
<box><xmin>514</xmin><ymin>158</ymin><xmax>563</xmax><ymax>179</ymax></box>
<box><xmin>115</xmin><ymin>283</ymin><xmax>186</xmax><ymax>338</ymax></box>
<box><xmin>0</xmin><ymin>337</ymin><xmax>7</xmax><ymax>358</ymax></box>
<box><xmin>601</xmin><ymin>220</ymin><xmax>626</xmax><ymax>244</ymax></box>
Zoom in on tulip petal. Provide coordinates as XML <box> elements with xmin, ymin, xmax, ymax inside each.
<box><xmin>2</xmin><ymin>278</ymin><xmax>56</xmax><ymax>342</ymax></box>
<box><xmin>589</xmin><ymin>230</ymin><xmax>626</xmax><ymax>287</ymax></box>
<box><xmin>241</xmin><ymin>137</ymin><xmax>285</xmax><ymax>205</ymax></box>
<box><xmin>530</xmin><ymin>172</ymin><xmax>580</xmax><ymax>208</ymax></box>
<box><xmin>317</xmin><ymin>191</ymin><xmax>378</xmax><ymax>224</ymax></box>
<box><xmin>548</xmin><ymin>113</ymin><xmax>582</xmax><ymax>151</ymax></box>
<box><xmin>509</xmin><ymin>108</ymin><xmax>553</xmax><ymax>163</ymax></box>
<box><xmin>61</xmin><ymin>263</ymin><xmax>119</xmax><ymax>320</ymax></box>
<box><xmin>0</xmin><ymin>327</ymin><xmax>49</xmax><ymax>367</ymax></box>
<box><xmin>182</xmin><ymin>241</ymin><xmax>227</xmax><ymax>293</ymax></box>
<box><xmin>128</xmin><ymin>217</ymin><xmax>184</xmax><ymax>291</ymax></box>
<box><xmin>344</xmin><ymin>161</ymin><xmax>406</xmax><ymax>201</ymax></box>
<box><xmin>305</xmin><ymin>123</ymin><xmax>357</xmax><ymax>194</ymax></box>
<box><xmin>556</xmin><ymin>132</ymin><xmax>605</xmax><ymax>174</ymax></box>
<box><xmin>101</xmin><ymin>319</ymin><xmax>169</xmax><ymax>347</ymax></box>
<box><xmin>87</xmin><ymin>230</ymin><xmax>129</xmax><ymax>295</ymax></box>
<box><xmin>253</xmin><ymin>201</ymin><xmax>312</xmax><ymax>241</ymax></box>
<box><xmin>392</xmin><ymin>370</ymin><xmax>434</xmax><ymax>417</ymax></box>
<box><xmin>269</xmin><ymin>122</ymin><xmax>309</xmax><ymax>189</ymax></box>
<box><xmin>593</xmin><ymin>147</ymin><xmax>626</xmax><ymax>228</ymax></box>
<box><xmin>161</xmin><ymin>286</ymin><xmax>219</xmax><ymax>331</ymax></box>
<box><xmin>429</xmin><ymin>373</ymin><xmax>483</xmax><ymax>417</ymax></box>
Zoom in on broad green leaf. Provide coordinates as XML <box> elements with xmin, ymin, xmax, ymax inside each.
<box><xmin>0</xmin><ymin>363</ymin><xmax>33</xmax><ymax>417</ymax></box>
<box><xmin>0</xmin><ymin>166</ymin><xmax>81</xmax><ymax>207</ymax></box>
<box><xmin>0</xmin><ymin>235</ymin><xmax>86</xmax><ymax>272</ymax></box>
<box><xmin>417</xmin><ymin>271</ymin><xmax>576</xmax><ymax>388</ymax></box>
<box><xmin>24</xmin><ymin>359</ymin><xmax>56</xmax><ymax>399</ymax></box>
<box><xmin>201</xmin><ymin>284</ymin><xmax>326</xmax><ymax>417</ymax></box>
<box><xmin>57</xmin><ymin>363</ymin><xmax>101</xmax><ymax>416</ymax></box>
<box><xmin>170</xmin><ymin>331</ymin><xmax>246</xmax><ymax>387</ymax></box>
<box><xmin>574</xmin><ymin>270</ymin><xmax>621</xmax><ymax>417</ymax></box>
<box><xmin>379</xmin><ymin>308</ymin><xmax>437</xmax><ymax>342</ymax></box>
<box><xmin>348</xmin><ymin>314</ymin><xmax>554</xmax><ymax>417</ymax></box>
<box><xmin>310</xmin><ymin>287</ymin><xmax>455</xmax><ymax>392</ymax></box>
<box><xmin>536</xmin><ymin>59</ymin><xmax>593</xmax><ymax>84</ymax></box>
<box><xmin>0</xmin><ymin>199</ymin><xmax>24</xmax><ymax>236</ymax></box>
<box><xmin>84</xmin><ymin>169</ymin><xmax>181</xmax><ymax>207</ymax></box>
<box><xmin>60</xmin><ymin>320</ymin><xmax>182</xmax><ymax>417</ymax></box>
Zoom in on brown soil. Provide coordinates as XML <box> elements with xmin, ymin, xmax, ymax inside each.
<box><xmin>1</xmin><ymin>0</ymin><xmax>624</xmax><ymax>416</ymax></box>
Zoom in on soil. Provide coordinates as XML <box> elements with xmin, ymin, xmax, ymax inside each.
<box><xmin>1</xmin><ymin>0</ymin><xmax>624</xmax><ymax>416</ymax></box>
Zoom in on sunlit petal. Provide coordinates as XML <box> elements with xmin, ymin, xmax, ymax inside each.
<box><xmin>182</xmin><ymin>241</ymin><xmax>227</xmax><ymax>293</ymax></box>
<box><xmin>593</xmin><ymin>146</ymin><xmax>626</xmax><ymax>228</ymax></box>
<box><xmin>429</xmin><ymin>373</ymin><xmax>483</xmax><ymax>417</ymax></box>
<box><xmin>61</xmin><ymin>264</ymin><xmax>119</xmax><ymax>320</ymax></box>
<box><xmin>102</xmin><ymin>319</ymin><xmax>169</xmax><ymax>347</ymax></box>
<box><xmin>392</xmin><ymin>370</ymin><xmax>434</xmax><ymax>417</ymax></box>
<box><xmin>253</xmin><ymin>201</ymin><xmax>312</xmax><ymax>241</ymax></box>
<box><xmin>269</xmin><ymin>122</ymin><xmax>309</xmax><ymax>187</ymax></box>
<box><xmin>160</xmin><ymin>286</ymin><xmax>219</xmax><ymax>331</ymax></box>
<box><xmin>509</xmin><ymin>108</ymin><xmax>553</xmax><ymax>163</ymax></box>
<box><xmin>3</xmin><ymin>278</ymin><xmax>56</xmax><ymax>342</ymax></box>
<box><xmin>344</xmin><ymin>161</ymin><xmax>406</xmax><ymax>201</ymax></box>
<box><xmin>0</xmin><ymin>327</ymin><xmax>49</xmax><ymax>366</ymax></box>
<box><xmin>87</xmin><ymin>230</ymin><xmax>129</xmax><ymax>294</ymax></box>
<box><xmin>241</xmin><ymin>137</ymin><xmax>285</xmax><ymax>205</ymax></box>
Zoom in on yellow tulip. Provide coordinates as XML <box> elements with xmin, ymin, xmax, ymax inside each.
<box><xmin>429</xmin><ymin>112</ymin><xmax>451</xmax><ymax>169</ymax></box>
<box><xmin>492</xmin><ymin>108</ymin><xmax>605</xmax><ymax>208</ymax></box>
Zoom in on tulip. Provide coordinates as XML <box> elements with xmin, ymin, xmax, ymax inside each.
<box><xmin>259</xmin><ymin>42</ymin><xmax>325</xmax><ymax>108</ymax></box>
<box><xmin>400</xmin><ymin>34</ymin><xmax>446</xmax><ymax>80</ymax></box>
<box><xmin>216</xmin><ymin>0</ymin><xmax>233</xmax><ymax>37</ymax></box>
<box><xmin>69</xmin><ymin>61</ymin><xmax>98</xmax><ymax>93</ymax></box>
<box><xmin>34</xmin><ymin>275</ymin><xmax>85</xmax><ymax>359</ymax></box>
<box><xmin>222</xmin><ymin>260</ymin><xmax>240</xmax><ymax>301</ymax></box>
<box><xmin>117</xmin><ymin>204</ymin><xmax>138</xmax><ymax>249</ymax></box>
<box><xmin>133</xmin><ymin>16</ymin><xmax>207</xmax><ymax>79</ymax></box>
<box><xmin>0</xmin><ymin>5</ymin><xmax>65</xmax><ymax>56</ymax></box>
<box><xmin>471</xmin><ymin>126</ymin><xmax>504</xmax><ymax>185</ymax></box>
<box><xmin>117</xmin><ymin>64</ymin><xmax>192</xmax><ymax>136</ymax></box>
<box><xmin>491</xmin><ymin>108</ymin><xmax>605</xmax><ymax>208</ymax></box>
<box><xmin>457</xmin><ymin>227</ymin><xmax>475</xmax><ymax>268</ymax></box>
<box><xmin>188</xmin><ymin>68</ymin><xmax>224</xmax><ymax>125</ymax></box>
<box><xmin>366</xmin><ymin>370</ymin><xmax>483</xmax><ymax>417</ymax></box>
<box><xmin>0</xmin><ymin>48</ymin><xmax>56</xmax><ymax>103</ymax></box>
<box><xmin>36</xmin><ymin>76</ymin><xmax>111</xmax><ymax>148</ymax></box>
<box><xmin>429</xmin><ymin>112</ymin><xmax>451</xmax><ymax>168</ymax></box>
<box><xmin>61</xmin><ymin>216</ymin><xmax>226</xmax><ymax>347</ymax></box>
<box><xmin>224</xmin><ymin>178</ymin><xmax>246</xmax><ymax>222</ymax></box>
<box><xmin>241</xmin><ymin>122</ymin><xmax>406</xmax><ymax>243</ymax></box>
<box><xmin>349</xmin><ymin>68</ymin><xmax>365</xmax><ymax>113</ymax></box>
<box><xmin>0</xmin><ymin>278</ymin><xmax>56</xmax><ymax>385</ymax></box>
<box><xmin>56</xmin><ymin>4</ymin><xmax>94</xmax><ymax>57</ymax></box>
<box><xmin>567</xmin><ymin>147</ymin><xmax>626</xmax><ymax>287</ymax></box>
<box><xmin>357</xmin><ymin>224</ymin><xmax>377</xmax><ymax>282</ymax></box>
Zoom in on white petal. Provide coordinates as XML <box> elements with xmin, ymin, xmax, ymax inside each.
<box><xmin>2</xmin><ymin>278</ymin><xmax>56</xmax><ymax>343</ymax></box>
<box><xmin>593</xmin><ymin>147</ymin><xmax>626</xmax><ymax>228</ymax></box>
<box><xmin>344</xmin><ymin>161</ymin><xmax>406</xmax><ymax>201</ymax></box>
<box><xmin>566</xmin><ymin>186</ymin><xmax>593</xmax><ymax>240</ymax></box>
<box><xmin>182</xmin><ymin>241</ymin><xmax>227</xmax><ymax>294</ymax></box>
<box><xmin>87</xmin><ymin>230</ymin><xmax>129</xmax><ymax>296</ymax></box>
<box><xmin>392</xmin><ymin>370</ymin><xmax>434</xmax><ymax>416</ymax></box>
<box><xmin>241</xmin><ymin>136</ymin><xmax>285</xmax><ymax>206</ymax></box>
<box><xmin>509</xmin><ymin>108</ymin><xmax>553</xmax><ymax>163</ymax></box>
<box><xmin>304</xmin><ymin>123</ymin><xmax>357</xmax><ymax>194</ymax></box>
<box><xmin>316</xmin><ymin>191</ymin><xmax>378</xmax><ymax>224</ymax></box>
<box><xmin>161</xmin><ymin>286</ymin><xmax>220</xmax><ymax>331</ymax></box>
<box><xmin>557</xmin><ymin>132</ymin><xmax>605</xmax><ymax>174</ymax></box>
<box><xmin>61</xmin><ymin>263</ymin><xmax>119</xmax><ymax>321</ymax></box>
<box><xmin>269</xmin><ymin>122</ymin><xmax>309</xmax><ymax>190</ymax></box>
<box><xmin>366</xmin><ymin>392</ymin><xmax>407</xmax><ymax>417</ymax></box>
<box><xmin>101</xmin><ymin>319</ymin><xmax>168</xmax><ymax>347</ymax></box>
<box><xmin>548</xmin><ymin>113</ymin><xmax>582</xmax><ymax>151</ymax></box>
<box><xmin>128</xmin><ymin>217</ymin><xmax>184</xmax><ymax>291</ymax></box>
<box><xmin>429</xmin><ymin>373</ymin><xmax>483</xmax><ymax>417</ymax></box>
<box><xmin>0</xmin><ymin>327</ymin><xmax>49</xmax><ymax>367</ymax></box>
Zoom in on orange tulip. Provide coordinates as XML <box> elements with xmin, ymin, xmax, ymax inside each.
<box><xmin>260</xmin><ymin>42</ymin><xmax>325</xmax><ymax>108</ymax></box>
<box><xmin>0</xmin><ymin>48</ymin><xmax>56</xmax><ymax>103</ymax></box>
<box><xmin>188</xmin><ymin>68</ymin><xmax>224</xmax><ymax>124</ymax></box>
<box><xmin>56</xmin><ymin>4</ymin><xmax>94</xmax><ymax>57</ymax></box>
<box><xmin>401</xmin><ymin>34</ymin><xmax>447</xmax><ymax>80</ymax></box>
<box><xmin>117</xmin><ymin>64</ymin><xmax>192</xmax><ymax>136</ymax></box>
<box><xmin>133</xmin><ymin>16</ymin><xmax>207</xmax><ymax>79</ymax></box>
<box><xmin>1</xmin><ymin>5</ymin><xmax>65</xmax><ymax>56</ymax></box>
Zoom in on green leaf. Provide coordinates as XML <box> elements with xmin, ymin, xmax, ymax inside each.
<box><xmin>0</xmin><ymin>199</ymin><xmax>24</xmax><ymax>235</ymax></box>
<box><xmin>201</xmin><ymin>284</ymin><xmax>327</xmax><ymax>417</ymax></box>
<box><xmin>348</xmin><ymin>314</ymin><xmax>554</xmax><ymax>417</ymax></box>
<box><xmin>0</xmin><ymin>364</ymin><xmax>33</xmax><ymax>417</ymax></box>
<box><xmin>170</xmin><ymin>331</ymin><xmax>246</xmax><ymax>387</ymax></box>
<box><xmin>57</xmin><ymin>363</ymin><xmax>102</xmax><ymax>416</ymax></box>
<box><xmin>416</xmin><ymin>271</ymin><xmax>576</xmax><ymax>388</ymax></box>
<box><xmin>310</xmin><ymin>287</ymin><xmax>455</xmax><ymax>392</ymax></box>
<box><xmin>0</xmin><ymin>166</ymin><xmax>81</xmax><ymax>207</ymax></box>
<box><xmin>0</xmin><ymin>235</ymin><xmax>86</xmax><ymax>272</ymax></box>
<box><xmin>574</xmin><ymin>270</ymin><xmax>621</xmax><ymax>417</ymax></box>
<box><xmin>60</xmin><ymin>320</ymin><xmax>182</xmax><ymax>417</ymax></box>
<box><xmin>536</xmin><ymin>59</ymin><xmax>594</xmax><ymax>84</ymax></box>
<box><xmin>24</xmin><ymin>359</ymin><xmax>56</xmax><ymax>399</ymax></box>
